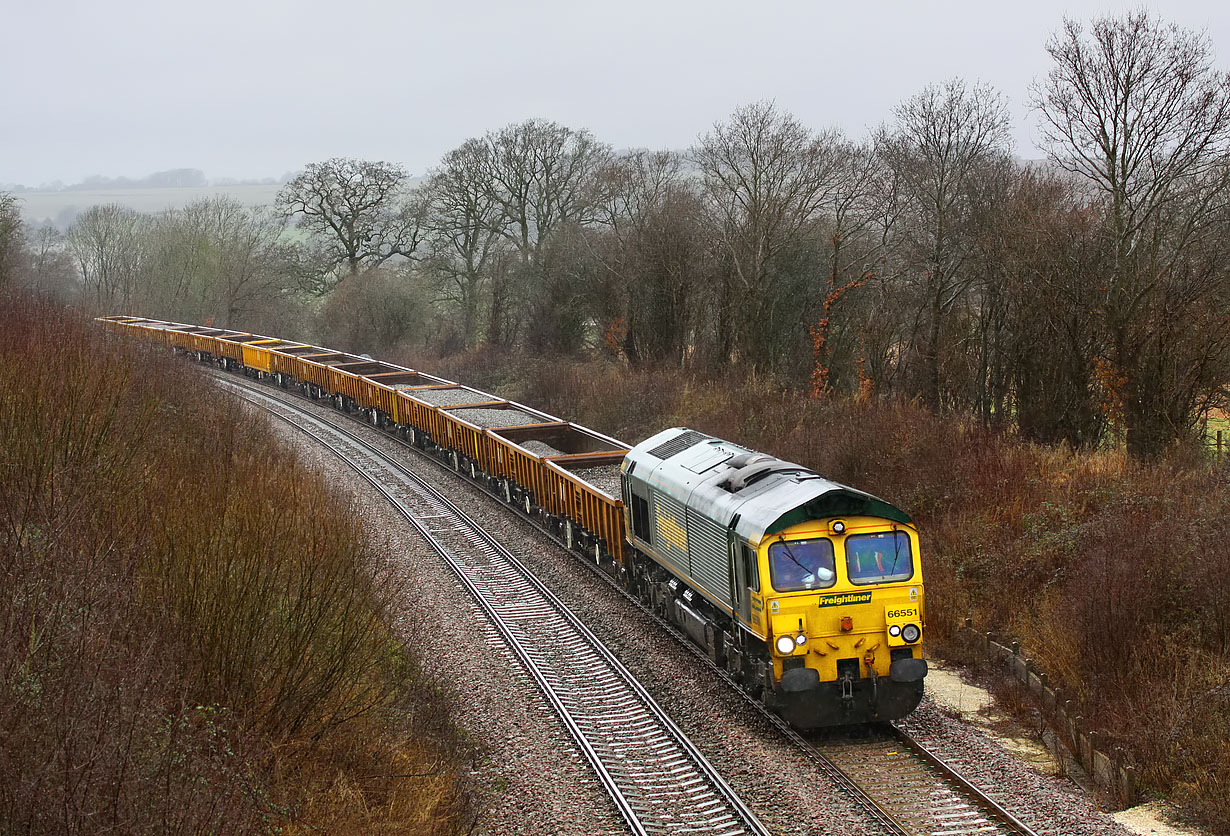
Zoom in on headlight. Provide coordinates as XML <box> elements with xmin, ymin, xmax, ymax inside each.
<box><xmin>901</xmin><ymin>623</ymin><xmax>921</xmax><ymax>644</ymax></box>
<box><xmin>775</xmin><ymin>635</ymin><xmax>796</xmax><ymax>654</ymax></box>
<box><xmin>888</xmin><ymin>624</ymin><xmax>901</xmax><ymax>637</ymax></box>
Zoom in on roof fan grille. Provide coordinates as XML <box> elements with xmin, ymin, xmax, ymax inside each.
<box><xmin>645</xmin><ymin>430</ymin><xmax>706</xmax><ymax>460</ymax></box>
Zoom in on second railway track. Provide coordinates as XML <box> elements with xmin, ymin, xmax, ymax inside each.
<box><xmin>215</xmin><ymin>369</ymin><xmax>1046</xmax><ymax>836</ymax></box>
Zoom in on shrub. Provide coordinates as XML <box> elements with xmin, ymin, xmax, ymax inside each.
<box><xmin>0</xmin><ymin>297</ymin><xmax>474</xmax><ymax>835</ymax></box>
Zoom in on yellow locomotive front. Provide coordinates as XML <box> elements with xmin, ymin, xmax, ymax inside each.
<box><xmin>754</xmin><ymin>517</ymin><xmax>926</xmax><ymax>727</ymax></box>
<box><xmin>623</xmin><ymin>427</ymin><xmax>927</xmax><ymax>728</ymax></box>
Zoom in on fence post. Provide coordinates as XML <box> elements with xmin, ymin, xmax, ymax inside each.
<box><xmin>1123</xmin><ymin>765</ymin><xmax>1137</xmax><ymax>806</ymax></box>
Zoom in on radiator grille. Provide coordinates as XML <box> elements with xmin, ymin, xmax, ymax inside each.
<box><xmin>687</xmin><ymin>510</ymin><xmax>732</xmax><ymax>607</ymax></box>
<box><xmin>645</xmin><ymin>429</ymin><xmax>706</xmax><ymax>460</ymax></box>
<box><xmin>651</xmin><ymin>491</ymin><xmax>690</xmax><ymax>575</ymax></box>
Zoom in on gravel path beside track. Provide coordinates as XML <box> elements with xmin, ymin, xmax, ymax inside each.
<box><xmin>270</xmin><ymin>421</ymin><xmax>629</xmax><ymax>836</ymax></box>
<box><xmin>896</xmin><ymin>701</ymin><xmax>1133</xmax><ymax>836</ymax></box>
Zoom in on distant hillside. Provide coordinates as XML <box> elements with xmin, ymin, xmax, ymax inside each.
<box><xmin>14</xmin><ymin>183</ymin><xmax>285</xmax><ymax>228</ymax></box>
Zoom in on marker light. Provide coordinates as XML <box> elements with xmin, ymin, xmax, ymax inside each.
<box><xmin>888</xmin><ymin>624</ymin><xmax>901</xmax><ymax>637</ymax></box>
<box><xmin>795</xmin><ymin>634</ymin><xmax>807</xmax><ymax>646</ymax></box>
<box><xmin>840</xmin><ymin>616</ymin><xmax>853</xmax><ymax>632</ymax></box>
<box><xmin>775</xmin><ymin>635</ymin><xmax>797</xmax><ymax>654</ymax></box>
<box><xmin>832</xmin><ymin>520</ymin><xmax>846</xmax><ymax>534</ymax></box>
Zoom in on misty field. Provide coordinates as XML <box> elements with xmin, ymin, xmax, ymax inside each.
<box><xmin>16</xmin><ymin>182</ymin><xmax>283</xmax><ymax>225</ymax></box>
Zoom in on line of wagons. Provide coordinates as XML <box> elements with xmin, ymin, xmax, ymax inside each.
<box><xmin>98</xmin><ymin>315</ymin><xmax>630</xmax><ymax>571</ymax></box>
<box><xmin>102</xmin><ymin>314</ymin><xmax>932</xmax><ymax>729</ymax></box>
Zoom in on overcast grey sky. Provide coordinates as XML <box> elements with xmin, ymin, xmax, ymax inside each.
<box><xmin>3</xmin><ymin>0</ymin><xmax>1228</xmax><ymax>186</ymax></box>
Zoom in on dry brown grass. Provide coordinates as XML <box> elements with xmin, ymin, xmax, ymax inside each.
<box><xmin>0</xmin><ymin>297</ymin><xmax>474</xmax><ymax>835</ymax></box>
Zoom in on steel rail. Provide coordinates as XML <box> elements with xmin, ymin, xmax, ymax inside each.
<box><xmin>888</xmin><ymin>725</ymin><xmax>1042</xmax><ymax>835</ymax></box>
<box><xmin>218</xmin><ymin>378</ymin><xmax>771</xmax><ymax>836</ymax></box>
<box><xmin>211</xmin><ymin>368</ymin><xmax>1043</xmax><ymax>836</ymax></box>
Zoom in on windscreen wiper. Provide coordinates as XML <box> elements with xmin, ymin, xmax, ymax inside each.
<box><xmin>887</xmin><ymin>527</ymin><xmax>904</xmax><ymax>576</ymax></box>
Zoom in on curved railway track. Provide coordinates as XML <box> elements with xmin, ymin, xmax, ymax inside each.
<box><xmin>213</xmin><ymin>368</ymin><xmax>1045</xmax><ymax>836</ymax></box>
<box><xmin>217</xmin><ymin>378</ymin><xmax>770</xmax><ymax>836</ymax></box>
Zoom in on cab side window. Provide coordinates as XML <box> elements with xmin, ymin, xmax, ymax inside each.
<box><xmin>631</xmin><ymin>493</ymin><xmax>651</xmax><ymax>543</ymax></box>
<box><xmin>742</xmin><ymin>544</ymin><xmax>759</xmax><ymax>592</ymax></box>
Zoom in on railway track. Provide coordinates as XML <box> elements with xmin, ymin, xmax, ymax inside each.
<box><xmin>216</xmin><ymin>377</ymin><xmax>770</xmax><ymax>836</ymax></box>
<box><xmin>804</xmin><ymin>725</ymin><xmax>1041</xmax><ymax>836</ymax></box>
<box><xmin>213</xmin><ymin>368</ymin><xmax>1044</xmax><ymax>836</ymax></box>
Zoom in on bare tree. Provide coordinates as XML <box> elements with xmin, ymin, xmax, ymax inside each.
<box><xmin>693</xmin><ymin>101</ymin><xmax>844</xmax><ymax>369</ymax></box>
<box><xmin>810</xmin><ymin>140</ymin><xmax>890</xmax><ymax>394</ymax></box>
<box><xmin>421</xmin><ymin>139</ymin><xmax>509</xmax><ymax>349</ymax></box>
<box><xmin>276</xmin><ymin>158</ymin><xmax>423</xmax><ymax>293</ymax></box>
<box><xmin>477</xmin><ymin>119</ymin><xmax>612</xmax><ymax>349</ymax></box>
<box><xmin>481</xmin><ymin>119</ymin><xmax>612</xmax><ymax>267</ymax></box>
<box><xmin>1033</xmin><ymin>10</ymin><xmax>1230</xmax><ymax>456</ymax></box>
<box><xmin>66</xmin><ymin>204</ymin><xmax>149</xmax><ymax>311</ymax></box>
<box><xmin>24</xmin><ymin>223</ymin><xmax>80</xmax><ymax>302</ymax></box>
<box><xmin>0</xmin><ymin>192</ymin><xmax>24</xmax><ymax>290</ymax></box>
<box><xmin>143</xmin><ymin>205</ymin><xmax>213</xmax><ymax>318</ymax></box>
<box><xmin>587</xmin><ymin>150</ymin><xmax>711</xmax><ymax>365</ymax></box>
<box><xmin>973</xmin><ymin>167</ymin><xmax>1109</xmax><ymax>444</ymax></box>
<box><xmin>144</xmin><ymin>197</ymin><xmax>292</xmax><ymax>328</ymax></box>
<box><xmin>880</xmin><ymin>79</ymin><xmax>1013</xmax><ymax>408</ymax></box>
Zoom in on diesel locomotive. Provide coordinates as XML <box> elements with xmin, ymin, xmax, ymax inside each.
<box><xmin>99</xmin><ymin>316</ymin><xmax>927</xmax><ymax>727</ymax></box>
<box><xmin>623</xmin><ymin>428</ymin><xmax>926</xmax><ymax>727</ymax></box>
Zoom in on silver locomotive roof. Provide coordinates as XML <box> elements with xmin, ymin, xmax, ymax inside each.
<box><xmin>623</xmin><ymin>427</ymin><xmax>911</xmax><ymax>544</ymax></box>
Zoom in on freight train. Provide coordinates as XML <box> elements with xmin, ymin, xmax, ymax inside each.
<box><xmin>99</xmin><ymin>316</ymin><xmax>928</xmax><ymax>727</ymax></box>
